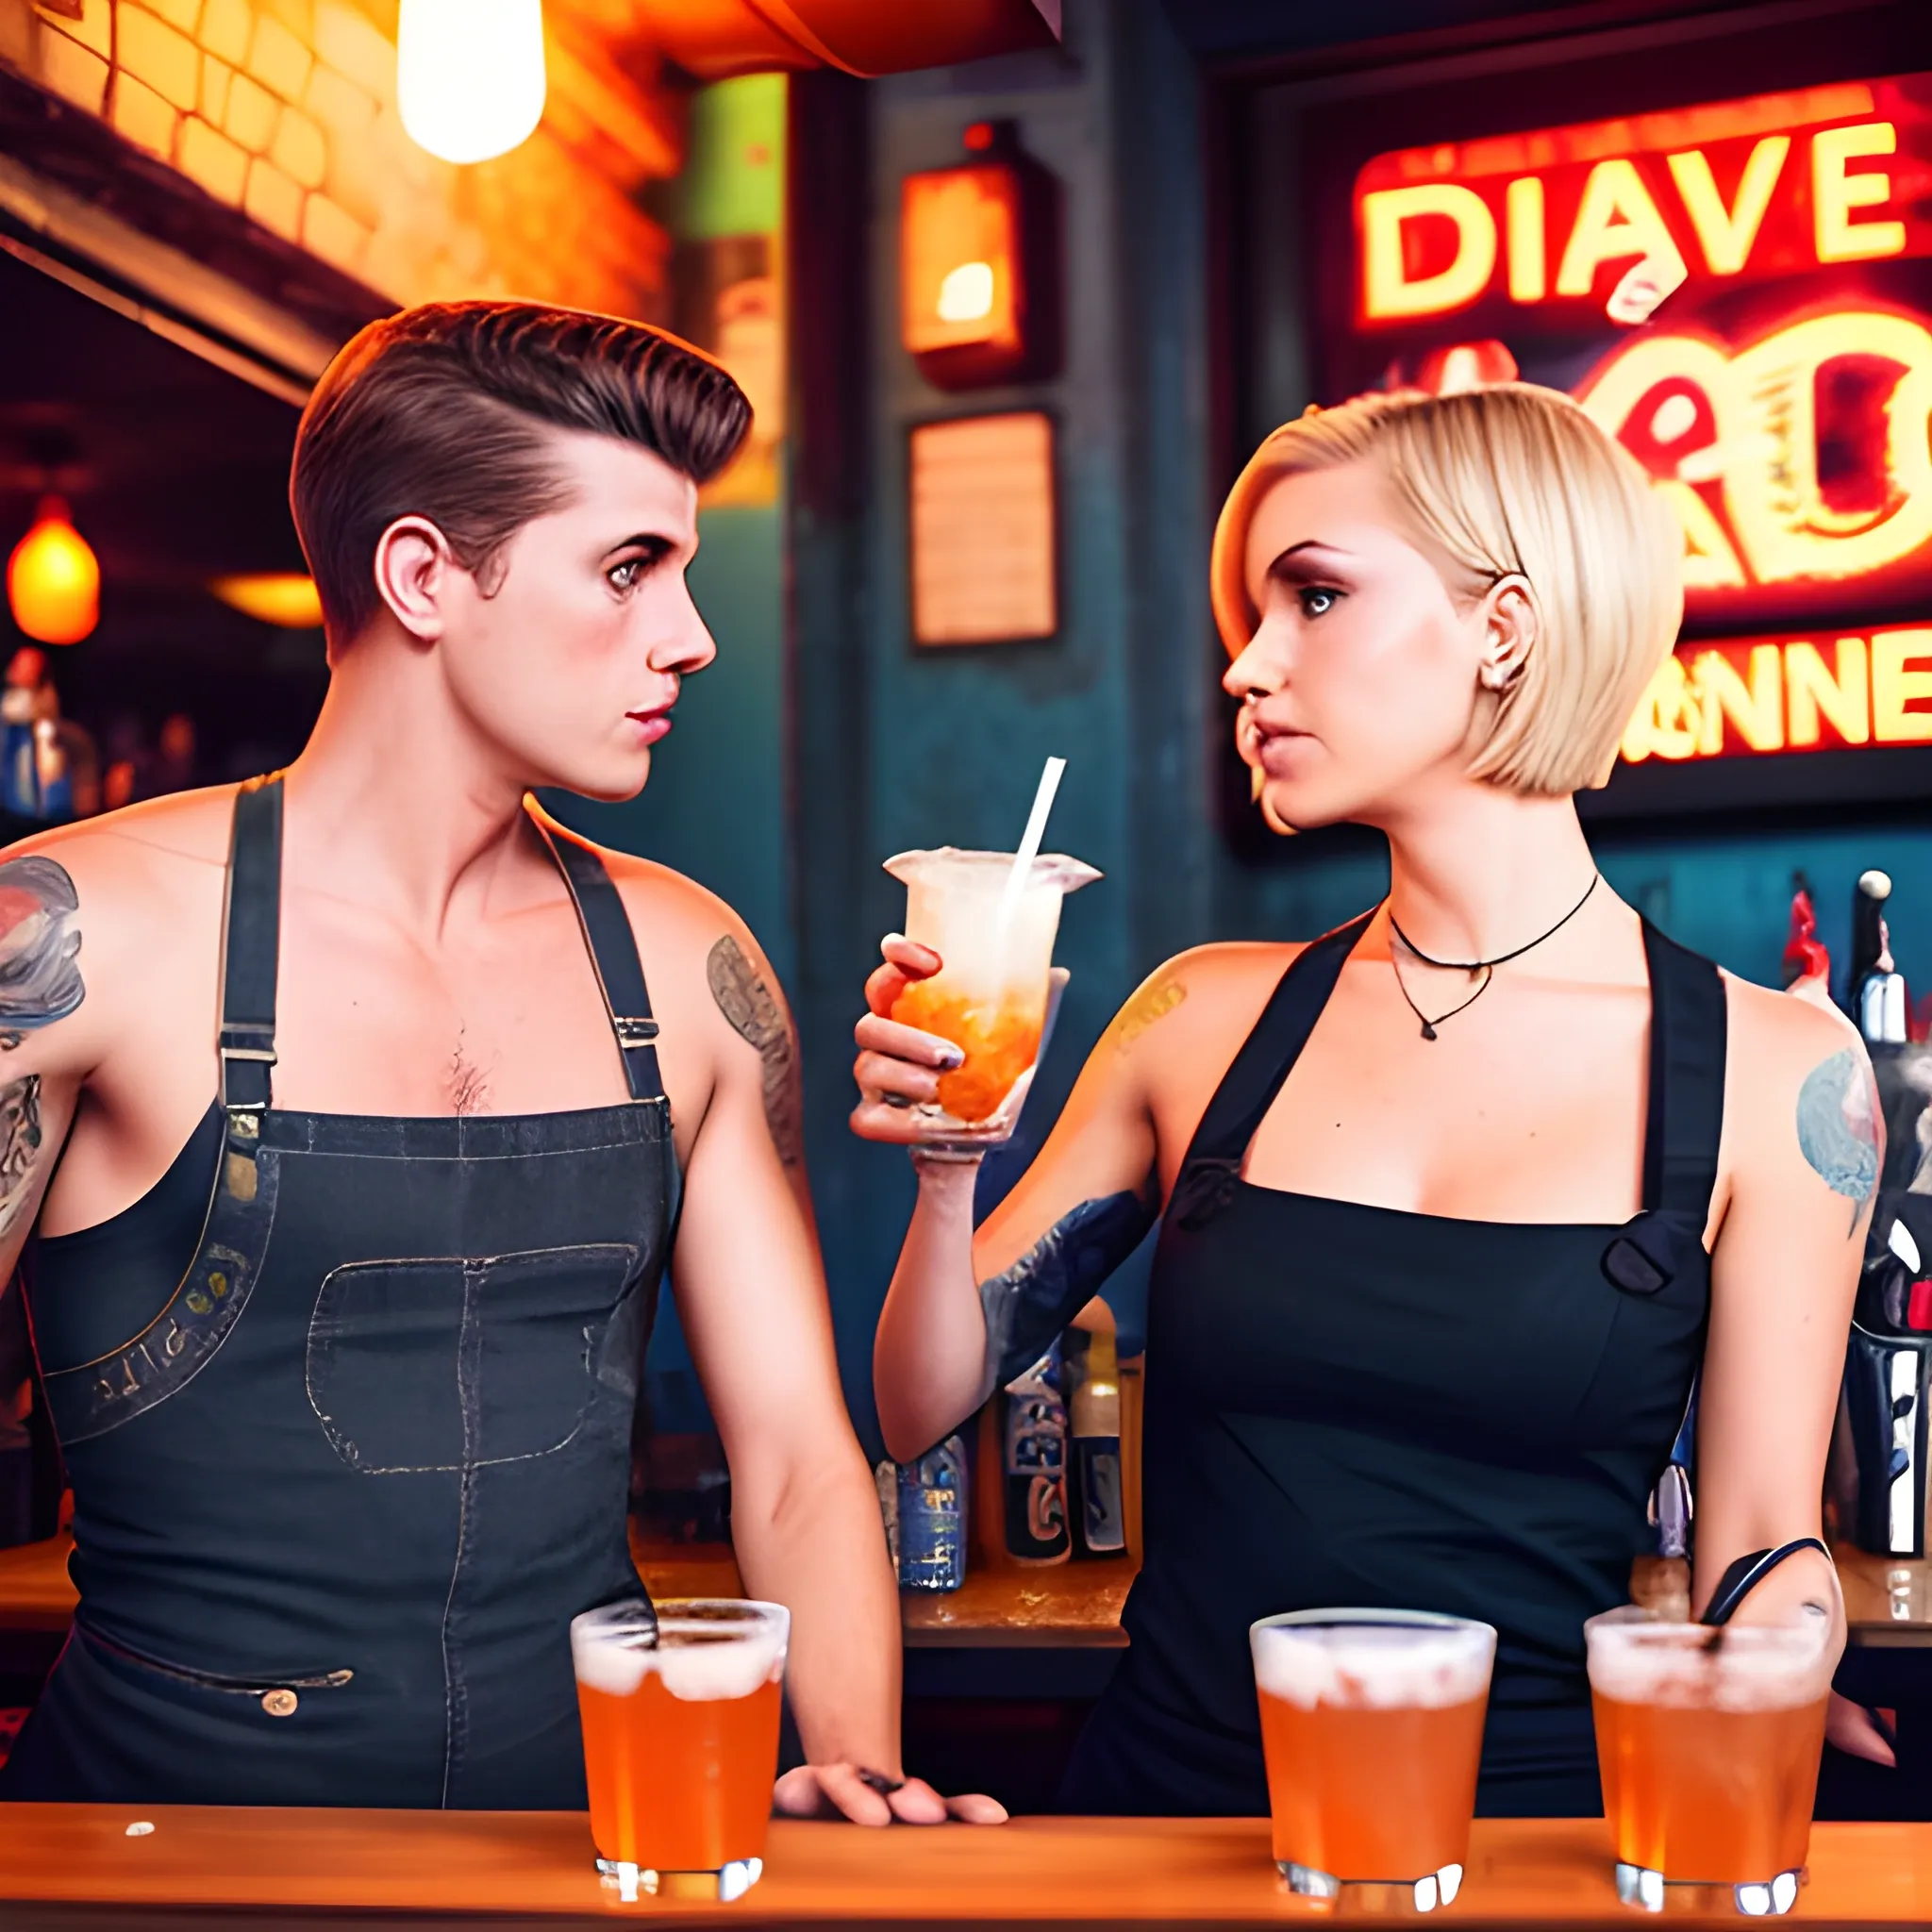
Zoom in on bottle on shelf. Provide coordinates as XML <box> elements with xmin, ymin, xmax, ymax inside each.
<box><xmin>894</xmin><ymin>1434</ymin><xmax>968</xmax><ymax>1591</ymax></box>
<box><xmin>1065</xmin><ymin>1325</ymin><xmax>1125</xmax><ymax>1558</ymax></box>
<box><xmin>1853</xmin><ymin>874</ymin><xmax>1907</xmax><ymax>1047</ymax></box>
<box><xmin>1002</xmin><ymin>1341</ymin><xmax>1070</xmax><ymax>1565</ymax></box>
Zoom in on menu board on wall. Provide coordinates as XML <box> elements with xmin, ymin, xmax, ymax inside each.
<box><xmin>1289</xmin><ymin>43</ymin><xmax>1932</xmax><ymax>820</ymax></box>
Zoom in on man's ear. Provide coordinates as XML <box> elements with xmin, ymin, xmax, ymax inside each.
<box><xmin>1476</xmin><ymin>573</ymin><xmax>1538</xmax><ymax>693</ymax></box>
<box><xmin>372</xmin><ymin>516</ymin><xmax>456</xmax><ymax>644</ymax></box>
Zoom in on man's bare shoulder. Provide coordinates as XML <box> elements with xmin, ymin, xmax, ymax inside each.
<box><xmin>13</xmin><ymin>785</ymin><xmax>237</xmax><ymax>885</ymax></box>
<box><xmin>0</xmin><ymin>787</ymin><xmax>235</xmax><ymax>1073</ymax></box>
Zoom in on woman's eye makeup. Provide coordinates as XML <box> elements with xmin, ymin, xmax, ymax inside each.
<box><xmin>1298</xmin><ymin>585</ymin><xmax>1341</xmax><ymax>618</ymax></box>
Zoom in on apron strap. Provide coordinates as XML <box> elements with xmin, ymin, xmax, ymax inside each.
<box><xmin>525</xmin><ymin>804</ymin><xmax>666</xmax><ymax>1104</ymax></box>
<box><xmin>1638</xmin><ymin>918</ymin><xmax>1728</xmax><ymax>1220</ymax></box>
<box><xmin>220</xmin><ymin>774</ymin><xmax>285</xmax><ymax>1118</ymax></box>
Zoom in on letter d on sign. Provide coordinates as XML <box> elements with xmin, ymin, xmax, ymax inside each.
<box><xmin>1361</xmin><ymin>184</ymin><xmax>1497</xmax><ymax>321</ymax></box>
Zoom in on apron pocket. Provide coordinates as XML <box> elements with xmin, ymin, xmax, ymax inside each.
<box><xmin>75</xmin><ymin>1621</ymin><xmax>354</xmax><ymax>1720</ymax></box>
<box><xmin>307</xmin><ymin>1244</ymin><xmax>641</xmax><ymax>1474</ymax></box>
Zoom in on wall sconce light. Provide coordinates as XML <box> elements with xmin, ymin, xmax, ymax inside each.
<box><xmin>901</xmin><ymin>121</ymin><xmax>1060</xmax><ymax>390</ymax></box>
<box><xmin>8</xmin><ymin>498</ymin><xmax>98</xmax><ymax>645</ymax></box>
<box><xmin>398</xmin><ymin>0</ymin><xmax>547</xmax><ymax>165</ymax></box>
<box><xmin>209</xmin><ymin>575</ymin><xmax>325</xmax><ymax>628</ymax></box>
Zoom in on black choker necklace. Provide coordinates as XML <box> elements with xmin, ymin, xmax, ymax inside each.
<box><xmin>1387</xmin><ymin>874</ymin><xmax>1600</xmax><ymax>1040</ymax></box>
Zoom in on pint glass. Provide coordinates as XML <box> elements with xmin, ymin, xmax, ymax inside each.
<box><xmin>1251</xmin><ymin>1608</ymin><xmax>1495</xmax><ymax>1912</ymax></box>
<box><xmin>884</xmin><ymin>847</ymin><xmax>1099</xmax><ymax>1142</ymax></box>
<box><xmin>1586</xmin><ymin>1607</ymin><xmax>1833</xmax><ymax>1916</ymax></box>
<box><xmin>571</xmin><ymin>1599</ymin><xmax>789</xmax><ymax>1903</ymax></box>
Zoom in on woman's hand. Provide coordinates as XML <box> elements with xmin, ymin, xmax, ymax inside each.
<box><xmin>850</xmin><ymin>937</ymin><xmax>964</xmax><ymax>1145</ymax></box>
<box><xmin>1826</xmin><ymin>1691</ymin><xmax>1897</xmax><ymax>1767</ymax></box>
<box><xmin>773</xmin><ymin>1762</ymin><xmax>1008</xmax><ymax>1824</ymax></box>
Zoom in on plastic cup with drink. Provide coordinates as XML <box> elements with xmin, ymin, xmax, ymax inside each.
<box><xmin>1586</xmin><ymin>1606</ymin><xmax>1834</xmax><ymax>1916</ymax></box>
<box><xmin>884</xmin><ymin>758</ymin><xmax>1099</xmax><ymax>1146</ymax></box>
<box><xmin>1250</xmin><ymin>1607</ymin><xmax>1496</xmax><ymax>1913</ymax></box>
<box><xmin>571</xmin><ymin>1598</ymin><xmax>790</xmax><ymax>1904</ymax></box>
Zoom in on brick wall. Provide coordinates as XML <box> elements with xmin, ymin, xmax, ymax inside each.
<box><xmin>1</xmin><ymin>0</ymin><xmax>678</xmax><ymax>321</ymax></box>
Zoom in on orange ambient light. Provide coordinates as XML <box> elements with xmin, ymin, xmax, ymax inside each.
<box><xmin>7</xmin><ymin>498</ymin><xmax>98</xmax><ymax>646</ymax></box>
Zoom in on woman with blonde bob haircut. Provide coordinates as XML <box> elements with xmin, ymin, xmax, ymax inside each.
<box><xmin>856</xmin><ymin>382</ymin><xmax>1884</xmax><ymax>1819</ymax></box>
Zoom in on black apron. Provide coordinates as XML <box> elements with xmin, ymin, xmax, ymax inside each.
<box><xmin>1060</xmin><ymin>912</ymin><xmax>1722</xmax><ymax>1819</ymax></box>
<box><xmin>1</xmin><ymin>776</ymin><xmax>675</xmax><ymax>1807</ymax></box>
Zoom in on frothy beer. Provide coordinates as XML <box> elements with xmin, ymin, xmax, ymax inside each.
<box><xmin>571</xmin><ymin>1600</ymin><xmax>789</xmax><ymax>1876</ymax></box>
<box><xmin>1251</xmin><ymin>1614</ymin><xmax>1495</xmax><ymax>1882</ymax></box>
<box><xmin>1587</xmin><ymin>1610</ymin><xmax>1833</xmax><ymax>1885</ymax></box>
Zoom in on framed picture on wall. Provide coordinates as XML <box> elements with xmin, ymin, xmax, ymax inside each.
<box><xmin>907</xmin><ymin>409</ymin><xmax>1059</xmax><ymax>647</ymax></box>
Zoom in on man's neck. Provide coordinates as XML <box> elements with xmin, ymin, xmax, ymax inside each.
<box><xmin>278</xmin><ymin>629</ymin><xmax>546</xmax><ymax>942</ymax></box>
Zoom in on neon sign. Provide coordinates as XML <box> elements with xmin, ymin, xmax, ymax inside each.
<box><xmin>1354</xmin><ymin>77</ymin><xmax>1932</xmax><ymax>326</ymax></box>
<box><xmin>1623</xmin><ymin>625</ymin><xmax>1932</xmax><ymax>764</ymax></box>
<box><xmin>1578</xmin><ymin>308</ymin><xmax>1932</xmax><ymax>598</ymax></box>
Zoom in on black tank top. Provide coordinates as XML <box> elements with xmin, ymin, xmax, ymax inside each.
<box><xmin>1060</xmin><ymin>910</ymin><xmax>1724</xmax><ymax>1820</ymax></box>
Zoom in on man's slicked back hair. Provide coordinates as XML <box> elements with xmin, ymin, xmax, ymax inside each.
<box><xmin>291</xmin><ymin>302</ymin><xmax>753</xmax><ymax>645</ymax></box>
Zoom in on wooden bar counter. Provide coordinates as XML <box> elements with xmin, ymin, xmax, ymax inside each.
<box><xmin>3</xmin><ymin>1807</ymin><xmax>1932</xmax><ymax>1929</ymax></box>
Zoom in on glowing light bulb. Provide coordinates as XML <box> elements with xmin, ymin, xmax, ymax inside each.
<box><xmin>398</xmin><ymin>0</ymin><xmax>546</xmax><ymax>166</ymax></box>
<box><xmin>7</xmin><ymin>498</ymin><xmax>98</xmax><ymax>645</ymax></box>
<box><xmin>937</xmin><ymin>261</ymin><xmax>995</xmax><ymax>324</ymax></box>
<box><xmin>208</xmin><ymin>574</ymin><xmax>324</xmax><ymax>628</ymax></box>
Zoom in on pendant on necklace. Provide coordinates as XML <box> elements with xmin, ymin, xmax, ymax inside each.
<box><xmin>1420</xmin><ymin>1020</ymin><xmax>1438</xmax><ymax>1041</ymax></box>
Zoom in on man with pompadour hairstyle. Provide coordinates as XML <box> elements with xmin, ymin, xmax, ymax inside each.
<box><xmin>0</xmin><ymin>302</ymin><xmax>999</xmax><ymax>1827</ymax></box>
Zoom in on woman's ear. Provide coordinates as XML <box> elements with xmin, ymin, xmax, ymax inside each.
<box><xmin>1476</xmin><ymin>573</ymin><xmax>1538</xmax><ymax>693</ymax></box>
<box><xmin>372</xmin><ymin>515</ymin><xmax>456</xmax><ymax>645</ymax></box>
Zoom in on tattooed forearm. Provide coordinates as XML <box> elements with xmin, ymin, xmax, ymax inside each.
<box><xmin>1112</xmin><ymin>977</ymin><xmax>1186</xmax><ymax>1054</ymax></box>
<box><xmin>0</xmin><ymin>1074</ymin><xmax>44</xmax><ymax>1238</ymax></box>
<box><xmin>0</xmin><ymin>856</ymin><xmax>82</xmax><ymax>1049</ymax></box>
<box><xmin>707</xmin><ymin>934</ymin><xmax>804</xmax><ymax>1170</ymax></box>
<box><xmin>979</xmin><ymin>1189</ymin><xmax>1157</xmax><ymax>1396</ymax></box>
<box><xmin>1796</xmin><ymin>1046</ymin><xmax>1880</xmax><ymax>1236</ymax></box>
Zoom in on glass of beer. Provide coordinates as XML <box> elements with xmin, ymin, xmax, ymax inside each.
<box><xmin>1251</xmin><ymin>1608</ymin><xmax>1496</xmax><ymax>1913</ymax></box>
<box><xmin>1586</xmin><ymin>1607</ymin><xmax>1834</xmax><ymax>1917</ymax></box>
<box><xmin>883</xmin><ymin>847</ymin><xmax>1100</xmax><ymax>1143</ymax></box>
<box><xmin>571</xmin><ymin>1598</ymin><xmax>789</xmax><ymax>1904</ymax></box>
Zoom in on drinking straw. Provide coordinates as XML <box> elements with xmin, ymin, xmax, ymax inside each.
<box><xmin>994</xmin><ymin>756</ymin><xmax>1066</xmax><ymax>942</ymax></box>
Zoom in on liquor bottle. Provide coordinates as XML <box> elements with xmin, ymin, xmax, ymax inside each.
<box><xmin>1002</xmin><ymin>1342</ymin><xmax>1070</xmax><ymax>1564</ymax></box>
<box><xmin>895</xmin><ymin>1434</ymin><xmax>967</xmax><ymax>1591</ymax></box>
<box><xmin>0</xmin><ymin>653</ymin><xmax>38</xmax><ymax>819</ymax></box>
<box><xmin>1065</xmin><ymin>1327</ymin><xmax>1125</xmax><ymax>1557</ymax></box>
<box><xmin>1849</xmin><ymin>871</ymin><xmax>1892</xmax><ymax>1012</ymax></box>
<box><xmin>1854</xmin><ymin>877</ymin><xmax>1907</xmax><ymax>1046</ymax></box>
<box><xmin>874</xmin><ymin>1459</ymin><xmax>899</xmax><ymax>1574</ymax></box>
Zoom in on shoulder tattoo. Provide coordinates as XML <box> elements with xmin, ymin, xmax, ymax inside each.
<box><xmin>707</xmin><ymin>934</ymin><xmax>804</xmax><ymax>1171</ymax></box>
<box><xmin>1796</xmin><ymin>1045</ymin><xmax>1880</xmax><ymax>1236</ymax></box>
<box><xmin>1113</xmin><ymin>976</ymin><xmax>1186</xmax><ymax>1054</ymax></box>
<box><xmin>0</xmin><ymin>855</ymin><xmax>82</xmax><ymax>1050</ymax></box>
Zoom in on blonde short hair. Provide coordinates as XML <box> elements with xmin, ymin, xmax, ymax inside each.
<box><xmin>1208</xmin><ymin>383</ymin><xmax>1684</xmax><ymax>794</ymax></box>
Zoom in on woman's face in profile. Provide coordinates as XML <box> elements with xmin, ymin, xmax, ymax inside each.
<box><xmin>1228</xmin><ymin>458</ymin><xmax>1491</xmax><ymax>832</ymax></box>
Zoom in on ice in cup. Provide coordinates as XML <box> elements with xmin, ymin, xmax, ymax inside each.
<box><xmin>1587</xmin><ymin>1607</ymin><xmax>1834</xmax><ymax>1915</ymax></box>
<box><xmin>571</xmin><ymin>1599</ymin><xmax>789</xmax><ymax>1903</ymax></box>
<box><xmin>1251</xmin><ymin>1608</ymin><xmax>1496</xmax><ymax>1911</ymax></box>
<box><xmin>883</xmin><ymin>847</ymin><xmax>1100</xmax><ymax>1141</ymax></box>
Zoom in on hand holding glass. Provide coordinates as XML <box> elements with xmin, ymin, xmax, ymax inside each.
<box><xmin>881</xmin><ymin>847</ymin><xmax>1098</xmax><ymax>1143</ymax></box>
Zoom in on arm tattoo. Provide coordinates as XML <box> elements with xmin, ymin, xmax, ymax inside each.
<box><xmin>1796</xmin><ymin>1046</ymin><xmax>1880</xmax><ymax>1237</ymax></box>
<box><xmin>979</xmin><ymin>1189</ymin><xmax>1157</xmax><ymax>1397</ymax></box>
<box><xmin>1113</xmin><ymin>977</ymin><xmax>1186</xmax><ymax>1054</ymax></box>
<box><xmin>707</xmin><ymin>934</ymin><xmax>803</xmax><ymax>1170</ymax></box>
<box><xmin>0</xmin><ymin>1075</ymin><xmax>44</xmax><ymax>1239</ymax></box>
<box><xmin>0</xmin><ymin>856</ymin><xmax>83</xmax><ymax>1049</ymax></box>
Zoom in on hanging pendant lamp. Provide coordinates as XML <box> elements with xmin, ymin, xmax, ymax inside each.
<box><xmin>398</xmin><ymin>0</ymin><xmax>547</xmax><ymax>166</ymax></box>
<box><xmin>8</xmin><ymin>498</ymin><xmax>98</xmax><ymax>645</ymax></box>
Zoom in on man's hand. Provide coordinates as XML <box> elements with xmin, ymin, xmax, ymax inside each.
<box><xmin>774</xmin><ymin>1763</ymin><xmax>1008</xmax><ymax>1824</ymax></box>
